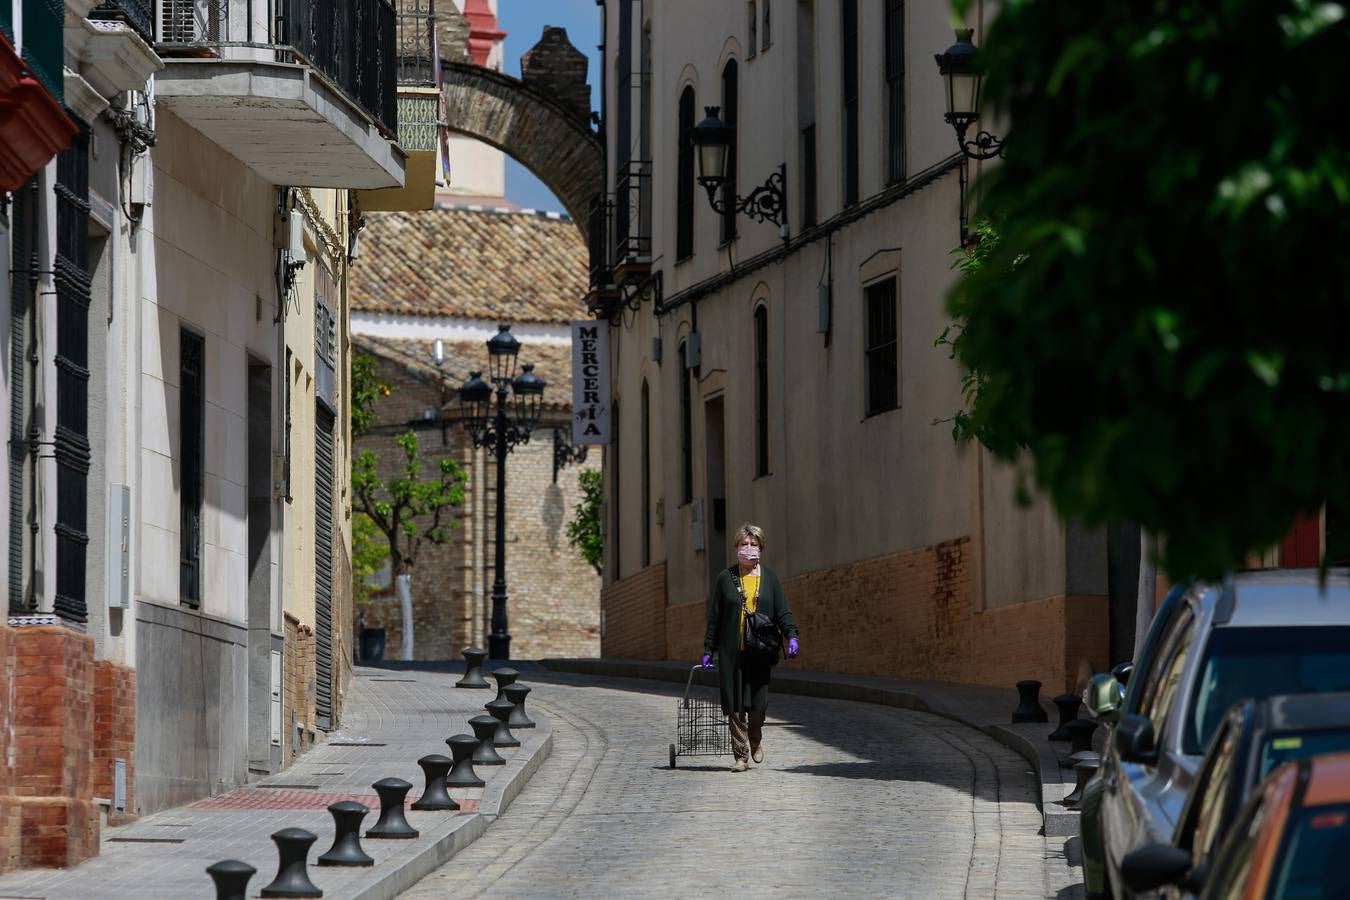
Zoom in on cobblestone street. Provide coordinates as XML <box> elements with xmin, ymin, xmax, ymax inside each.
<box><xmin>404</xmin><ymin>670</ymin><xmax>1079</xmax><ymax>899</ymax></box>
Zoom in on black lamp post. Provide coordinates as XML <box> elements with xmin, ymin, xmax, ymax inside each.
<box><xmin>458</xmin><ymin>324</ymin><xmax>546</xmax><ymax>660</ymax></box>
<box><xmin>934</xmin><ymin>28</ymin><xmax>1004</xmax><ymax>160</ymax></box>
<box><xmin>691</xmin><ymin>106</ymin><xmax>788</xmax><ymax>232</ymax></box>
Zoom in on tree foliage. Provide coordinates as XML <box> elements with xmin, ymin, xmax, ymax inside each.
<box><xmin>351</xmin><ymin>511</ymin><xmax>389</xmax><ymax>606</ymax></box>
<box><xmin>946</xmin><ymin>0</ymin><xmax>1350</xmax><ymax>580</ymax></box>
<box><xmin>566</xmin><ymin>468</ymin><xmax>604</xmax><ymax>575</ymax></box>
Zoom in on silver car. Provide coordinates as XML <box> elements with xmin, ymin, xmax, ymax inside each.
<box><xmin>1097</xmin><ymin>569</ymin><xmax>1350</xmax><ymax>898</ymax></box>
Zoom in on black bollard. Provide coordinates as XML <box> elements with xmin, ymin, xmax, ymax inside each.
<box><xmin>446</xmin><ymin>733</ymin><xmax>485</xmax><ymax>788</ymax></box>
<box><xmin>485</xmin><ymin>697</ymin><xmax>521</xmax><ymax>748</ymax></box>
<box><xmin>411</xmin><ymin>754</ymin><xmax>460</xmax><ymax>811</ymax></box>
<box><xmin>1048</xmin><ymin>694</ymin><xmax>1083</xmax><ymax>742</ymax></box>
<box><xmin>1064</xmin><ymin>758</ymin><xmax>1100</xmax><ymax>806</ymax></box>
<box><xmin>491</xmin><ymin>667</ymin><xmax>520</xmax><ymax>702</ymax></box>
<box><xmin>365</xmin><ymin>778</ymin><xmax>419</xmax><ymax>839</ymax></box>
<box><xmin>317</xmin><ymin>801</ymin><xmax>374</xmax><ymax>867</ymax></box>
<box><xmin>503</xmin><ymin>683</ymin><xmax>535</xmax><ymax>729</ymax></box>
<box><xmin>259</xmin><ymin>828</ymin><xmax>322</xmax><ymax>898</ymax></box>
<box><xmin>456</xmin><ymin>647</ymin><xmax>490</xmax><ymax>689</ymax></box>
<box><xmin>1011</xmin><ymin>679</ymin><xmax>1048</xmax><ymax>723</ymax></box>
<box><xmin>207</xmin><ymin>859</ymin><xmax>256</xmax><ymax>900</ymax></box>
<box><xmin>1066</xmin><ymin>718</ymin><xmax>1099</xmax><ymax>756</ymax></box>
<box><xmin>470</xmin><ymin>714</ymin><xmax>507</xmax><ymax>765</ymax></box>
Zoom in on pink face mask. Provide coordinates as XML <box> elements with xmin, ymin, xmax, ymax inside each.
<box><xmin>737</xmin><ymin>544</ymin><xmax>761</xmax><ymax>566</ymax></box>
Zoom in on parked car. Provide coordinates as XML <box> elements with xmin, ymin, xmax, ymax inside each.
<box><xmin>1087</xmin><ymin>570</ymin><xmax>1350</xmax><ymax>898</ymax></box>
<box><xmin>1079</xmin><ymin>584</ymin><xmax>1190</xmax><ymax>899</ymax></box>
<box><xmin>1117</xmin><ymin>692</ymin><xmax>1350</xmax><ymax>897</ymax></box>
<box><xmin>1124</xmin><ymin>751</ymin><xmax>1350</xmax><ymax>899</ymax></box>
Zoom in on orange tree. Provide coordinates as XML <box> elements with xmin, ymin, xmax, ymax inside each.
<box><xmin>946</xmin><ymin>0</ymin><xmax>1350</xmax><ymax>580</ymax></box>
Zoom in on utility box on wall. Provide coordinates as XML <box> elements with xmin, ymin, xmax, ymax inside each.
<box><xmin>107</xmin><ymin>484</ymin><xmax>130</xmax><ymax>609</ymax></box>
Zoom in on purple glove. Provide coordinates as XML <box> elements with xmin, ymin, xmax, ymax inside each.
<box><xmin>787</xmin><ymin>638</ymin><xmax>800</xmax><ymax>659</ymax></box>
<box><xmin>700</xmin><ymin>653</ymin><xmax>713</xmax><ymax>669</ymax></box>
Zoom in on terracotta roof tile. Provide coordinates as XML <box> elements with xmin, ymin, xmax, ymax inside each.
<box><xmin>354</xmin><ymin>335</ymin><xmax>575</xmax><ymax>410</ymax></box>
<box><xmin>349</xmin><ymin>207</ymin><xmax>588</xmax><ymax>324</ymax></box>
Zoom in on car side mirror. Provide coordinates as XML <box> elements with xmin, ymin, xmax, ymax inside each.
<box><xmin>1084</xmin><ymin>673</ymin><xmax>1123</xmax><ymax>722</ymax></box>
<box><xmin>1116</xmin><ymin>713</ymin><xmax>1158</xmax><ymax>765</ymax></box>
<box><xmin>1120</xmin><ymin>843</ymin><xmax>1192</xmax><ymax>892</ymax></box>
<box><xmin>1111</xmin><ymin>660</ymin><xmax>1135</xmax><ymax>687</ymax></box>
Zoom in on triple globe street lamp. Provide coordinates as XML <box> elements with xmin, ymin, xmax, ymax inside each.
<box><xmin>455</xmin><ymin>324</ymin><xmax>545</xmax><ymax>661</ymax></box>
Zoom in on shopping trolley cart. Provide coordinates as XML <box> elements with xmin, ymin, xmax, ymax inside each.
<box><xmin>669</xmin><ymin>664</ymin><xmax>731</xmax><ymax>767</ymax></box>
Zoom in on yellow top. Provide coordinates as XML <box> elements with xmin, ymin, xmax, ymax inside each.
<box><xmin>739</xmin><ymin>574</ymin><xmax>760</xmax><ymax>649</ymax></box>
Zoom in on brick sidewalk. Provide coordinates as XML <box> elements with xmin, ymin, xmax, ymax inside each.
<box><xmin>0</xmin><ymin>666</ymin><xmax>551</xmax><ymax>900</ymax></box>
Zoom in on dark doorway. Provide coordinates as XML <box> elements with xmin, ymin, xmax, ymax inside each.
<box><xmin>246</xmin><ymin>360</ymin><xmax>274</xmax><ymax>773</ymax></box>
<box><xmin>705</xmin><ymin>396</ymin><xmax>726</xmax><ymax>590</ymax></box>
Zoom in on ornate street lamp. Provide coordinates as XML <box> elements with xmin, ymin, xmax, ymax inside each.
<box><xmin>934</xmin><ymin>28</ymin><xmax>1004</xmax><ymax>160</ymax></box>
<box><xmin>457</xmin><ymin>324</ymin><xmax>546</xmax><ymax>660</ymax></box>
<box><xmin>691</xmin><ymin>106</ymin><xmax>788</xmax><ymax>231</ymax></box>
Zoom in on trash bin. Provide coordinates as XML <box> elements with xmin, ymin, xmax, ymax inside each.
<box><xmin>360</xmin><ymin>628</ymin><xmax>386</xmax><ymax>661</ymax></box>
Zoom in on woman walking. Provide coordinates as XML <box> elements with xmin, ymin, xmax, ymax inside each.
<box><xmin>701</xmin><ymin>523</ymin><xmax>800</xmax><ymax>772</ymax></box>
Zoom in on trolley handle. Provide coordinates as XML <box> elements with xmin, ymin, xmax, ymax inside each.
<box><xmin>684</xmin><ymin>661</ymin><xmax>713</xmax><ymax>704</ymax></box>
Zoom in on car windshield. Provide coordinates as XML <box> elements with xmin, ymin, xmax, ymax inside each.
<box><xmin>1270</xmin><ymin>803</ymin><xmax>1350</xmax><ymax>899</ymax></box>
<box><xmin>1185</xmin><ymin>627</ymin><xmax>1350</xmax><ymax>755</ymax></box>
<box><xmin>1260</xmin><ymin>730</ymin><xmax>1350</xmax><ymax>779</ymax></box>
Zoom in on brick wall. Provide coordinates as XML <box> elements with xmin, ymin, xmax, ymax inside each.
<box><xmin>282</xmin><ymin>614</ymin><xmax>317</xmax><ymax>767</ymax></box>
<box><xmin>355</xmin><ymin>351</ymin><xmax>600</xmax><ymax>661</ymax></box>
<box><xmin>603</xmin><ymin>539</ymin><xmax>1109</xmax><ymax>694</ymax></box>
<box><xmin>0</xmin><ymin>625</ymin><xmax>100</xmax><ymax>871</ymax></box>
<box><xmin>600</xmin><ymin>563</ymin><xmax>666</xmax><ymax>658</ymax></box>
<box><xmin>92</xmin><ymin>661</ymin><xmax>135</xmax><ymax>826</ymax></box>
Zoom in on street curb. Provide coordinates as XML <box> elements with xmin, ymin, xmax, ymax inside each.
<box><xmin>540</xmin><ymin>657</ymin><xmax>1076</xmax><ymax>835</ymax></box>
<box><xmin>345</xmin><ymin>718</ymin><xmax>555</xmax><ymax>900</ymax></box>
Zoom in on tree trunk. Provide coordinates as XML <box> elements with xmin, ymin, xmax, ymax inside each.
<box><xmin>396</xmin><ymin>573</ymin><xmax>414</xmax><ymax>661</ymax></box>
<box><xmin>1133</xmin><ymin>532</ymin><xmax>1157</xmax><ymax>659</ymax></box>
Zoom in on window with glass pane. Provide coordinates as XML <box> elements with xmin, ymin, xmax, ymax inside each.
<box><xmin>754</xmin><ymin>307</ymin><xmax>769</xmax><ymax>476</ymax></box>
<box><xmin>677</xmin><ymin>87</ymin><xmax>695</xmax><ymax>260</ymax></box>
<box><xmin>864</xmin><ymin>279</ymin><xmax>898</xmax><ymax>415</ymax></box>
<box><xmin>1187</xmin><ymin>626</ymin><xmax>1350</xmax><ymax>754</ymax></box>
<box><xmin>747</xmin><ymin>1</ymin><xmax>757</xmax><ymax>58</ymax></box>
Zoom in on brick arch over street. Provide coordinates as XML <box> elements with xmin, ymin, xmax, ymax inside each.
<box><xmin>441</xmin><ymin>61</ymin><xmax>604</xmax><ymax>242</ymax></box>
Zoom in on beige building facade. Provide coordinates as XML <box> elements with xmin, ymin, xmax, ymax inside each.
<box><xmin>593</xmin><ymin>0</ymin><xmax>1109</xmax><ymax>692</ymax></box>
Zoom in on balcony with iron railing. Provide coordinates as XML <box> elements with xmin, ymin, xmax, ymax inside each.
<box><xmin>352</xmin><ymin>0</ymin><xmax>436</xmax><ymax>210</ymax></box>
<box><xmin>150</xmin><ymin>0</ymin><xmax>404</xmax><ymax>188</ymax></box>
<box><xmin>613</xmin><ymin>159</ymin><xmax>652</xmax><ymax>272</ymax></box>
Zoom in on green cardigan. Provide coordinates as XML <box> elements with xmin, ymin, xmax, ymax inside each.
<box><xmin>703</xmin><ymin>564</ymin><xmax>799</xmax><ymax>714</ymax></box>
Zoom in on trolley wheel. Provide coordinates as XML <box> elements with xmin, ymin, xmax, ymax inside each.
<box><xmin>669</xmin><ymin>743</ymin><xmax>677</xmax><ymax>768</ymax></box>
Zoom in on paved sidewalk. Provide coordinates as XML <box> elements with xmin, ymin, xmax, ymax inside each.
<box><xmin>0</xmin><ymin>666</ymin><xmax>552</xmax><ymax>900</ymax></box>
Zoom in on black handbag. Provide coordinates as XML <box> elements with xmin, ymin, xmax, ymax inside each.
<box><xmin>735</xmin><ymin>572</ymin><xmax>782</xmax><ymax>665</ymax></box>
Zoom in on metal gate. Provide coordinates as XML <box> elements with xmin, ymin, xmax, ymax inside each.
<box><xmin>314</xmin><ymin>405</ymin><xmax>335</xmax><ymax>730</ymax></box>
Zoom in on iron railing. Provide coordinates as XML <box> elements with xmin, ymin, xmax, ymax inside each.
<box><xmin>588</xmin><ymin>193</ymin><xmax>613</xmax><ymax>291</ymax></box>
<box><xmin>90</xmin><ymin>0</ymin><xmax>155</xmax><ymax>44</ymax></box>
<box><xmin>157</xmin><ymin>0</ymin><xmax>397</xmax><ymax>136</ymax></box>
<box><xmin>159</xmin><ymin>0</ymin><xmax>229</xmax><ymax>45</ymax></box>
<box><xmin>395</xmin><ymin>0</ymin><xmax>435</xmax><ymax>85</ymax></box>
<box><xmin>614</xmin><ymin>159</ymin><xmax>651</xmax><ymax>265</ymax></box>
<box><xmin>280</xmin><ymin>0</ymin><xmax>398</xmax><ymax>134</ymax></box>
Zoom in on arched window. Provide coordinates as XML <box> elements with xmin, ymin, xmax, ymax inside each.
<box><xmin>754</xmin><ymin>306</ymin><xmax>769</xmax><ymax>476</ymax></box>
<box><xmin>679</xmin><ymin>341</ymin><xmax>693</xmax><ymax>502</ymax></box>
<box><xmin>676</xmin><ymin>86</ymin><xmax>695</xmax><ymax>260</ymax></box>
<box><xmin>720</xmin><ymin>59</ymin><xmax>739</xmax><ymax>244</ymax></box>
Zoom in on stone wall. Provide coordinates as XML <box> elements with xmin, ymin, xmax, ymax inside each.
<box><xmin>0</xmin><ymin>625</ymin><xmax>99</xmax><ymax>871</ymax></box>
<box><xmin>92</xmin><ymin>661</ymin><xmax>136</xmax><ymax>826</ymax></box>
<box><xmin>283</xmin><ymin>612</ymin><xmax>317</xmax><ymax>767</ymax></box>
<box><xmin>600</xmin><ymin>563</ymin><xmax>667</xmax><ymax>659</ymax></box>
<box><xmin>603</xmin><ymin>540</ymin><xmax>1109</xmax><ymax>695</ymax></box>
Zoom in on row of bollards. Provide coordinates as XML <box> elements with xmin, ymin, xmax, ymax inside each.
<box><xmin>1010</xmin><ymin>679</ymin><xmax>1101</xmax><ymax>809</ymax></box>
<box><xmin>207</xmin><ymin>647</ymin><xmax>538</xmax><ymax>899</ymax></box>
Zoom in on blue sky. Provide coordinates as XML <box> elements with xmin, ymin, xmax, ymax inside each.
<box><xmin>500</xmin><ymin>0</ymin><xmax>602</xmax><ymax>212</ymax></box>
